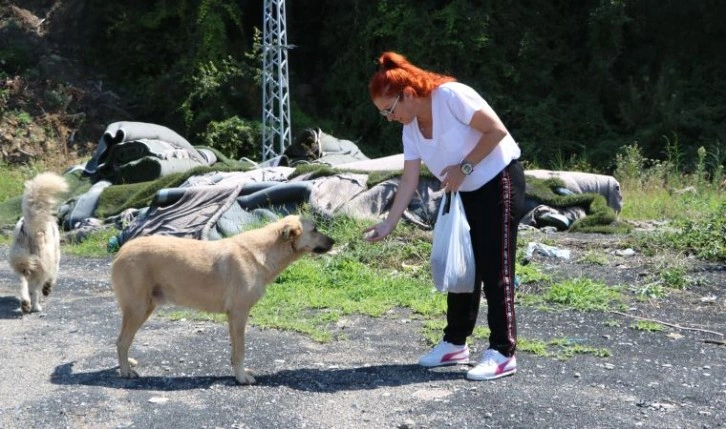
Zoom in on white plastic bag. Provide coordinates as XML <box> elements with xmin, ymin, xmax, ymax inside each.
<box><xmin>430</xmin><ymin>192</ymin><xmax>475</xmax><ymax>293</ymax></box>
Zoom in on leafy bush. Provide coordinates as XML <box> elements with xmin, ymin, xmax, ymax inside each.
<box><xmin>200</xmin><ymin>116</ymin><xmax>262</xmax><ymax>160</ymax></box>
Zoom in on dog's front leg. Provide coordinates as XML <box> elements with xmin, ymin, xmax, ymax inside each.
<box><xmin>18</xmin><ymin>276</ymin><xmax>32</xmax><ymax>314</ymax></box>
<box><xmin>29</xmin><ymin>285</ymin><xmax>43</xmax><ymax>312</ymax></box>
<box><xmin>228</xmin><ymin>310</ymin><xmax>255</xmax><ymax>384</ymax></box>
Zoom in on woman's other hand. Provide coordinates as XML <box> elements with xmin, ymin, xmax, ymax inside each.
<box><xmin>440</xmin><ymin>164</ymin><xmax>466</xmax><ymax>193</ymax></box>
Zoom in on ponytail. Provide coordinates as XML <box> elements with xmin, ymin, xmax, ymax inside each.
<box><xmin>369</xmin><ymin>51</ymin><xmax>455</xmax><ymax>99</ymax></box>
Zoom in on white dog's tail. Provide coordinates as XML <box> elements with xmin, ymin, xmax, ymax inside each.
<box><xmin>21</xmin><ymin>172</ymin><xmax>69</xmax><ymax>235</ymax></box>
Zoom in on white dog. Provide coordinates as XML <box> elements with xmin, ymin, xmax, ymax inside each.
<box><xmin>9</xmin><ymin>172</ymin><xmax>69</xmax><ymax>314</ymax></box>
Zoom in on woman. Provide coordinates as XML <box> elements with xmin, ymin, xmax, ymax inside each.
<box><xmin>364</xmin><ymin>51</ymin><xmax>525</xmax><ymax>381</ymax></box>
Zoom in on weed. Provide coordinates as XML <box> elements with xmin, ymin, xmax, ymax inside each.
<box><xmin>15</xmin><ymin>110</ymin><xmax>33</xmax><ymax>126</ymax></box>
<box><xmin>633</xmin><ymin>283</ymin><xmax>668</xmax><ymax>300</ymax></box>
<box><xmin>663</xmin><ymin>133</ymin><xmax>683</xmax><ymax>182</ymax></box>
<box><xmin>660</xmin><ymin>267</ymin><xmax>689</xmax><ymax>289</ymax></box>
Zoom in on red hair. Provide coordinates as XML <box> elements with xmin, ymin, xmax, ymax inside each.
<box><xmin>368</xmin><ymin>51</ymin><xmax>456</xmax><ymax>99</ymax></box>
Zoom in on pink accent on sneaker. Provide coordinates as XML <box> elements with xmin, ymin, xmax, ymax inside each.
<box><xmin>441</xmin><ymin>349</ymin><xmax>468</xmax><ymax>363</ymax></box>
<box><xmin>492</xmin><ymin>358</ymin><xmax>516</xmax><ymax>377</ymax></box>
<box><xmin>466</xmin><ymin>349</ymin><xmax>517</xmax><ymax>381</ymax></box>
<box><xmin>418</xmin><ymin>341</ymin><xmax>470</xmax><ymax>367</ymax></box>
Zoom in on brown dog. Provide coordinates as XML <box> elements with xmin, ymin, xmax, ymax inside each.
<box><xmin>111</xmin><ymin>215</ymin><xmax>335</xmax><ymax>384</ymax></box>
<box><xmin>9</xmin><ymin>172</ymin><xmax>68</xmax><ymax>314</ymax></box>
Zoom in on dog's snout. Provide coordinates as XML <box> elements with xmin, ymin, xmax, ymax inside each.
<box><xmin>313</xmin><ymin>235</ymin><xmax>335</xmax><ymax>253</ymax></box>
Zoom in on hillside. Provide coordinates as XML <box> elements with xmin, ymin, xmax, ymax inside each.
<box><xmin>0</xmin><ymin>0</ymin><xmax>128</xmax><ymax>169</ymax></box>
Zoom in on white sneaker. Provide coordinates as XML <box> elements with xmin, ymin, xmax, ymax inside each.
<box><xmin>418</xmin><ymin>341</ymin><xmax>469</xmax><ymax>367</ymax></box>
<box><xmin>466</xmin><ymin>349</ymin><xmax>517</xmax><ymax>380</ymax></box>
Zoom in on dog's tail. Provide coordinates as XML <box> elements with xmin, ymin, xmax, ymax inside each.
<box><xmin>21</xmin><ymin>172</ymin><xmax>69</xmax><ymax>235</ymax></box>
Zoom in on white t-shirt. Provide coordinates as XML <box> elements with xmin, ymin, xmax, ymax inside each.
<box><xmin>402</xmin><ymin>81</ymin><xmax>521</xmax><ymax>191</ymax></box>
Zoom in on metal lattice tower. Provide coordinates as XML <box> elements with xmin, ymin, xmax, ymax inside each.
<box><xmin>261</xmin><ymin>0</ymin><xmax>291</xmax><ymax>161</ymax></box>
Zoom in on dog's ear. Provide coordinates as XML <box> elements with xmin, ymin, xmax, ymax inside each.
<box><xmin>281</xmin><ymin>223</ymin><xmax>302</xmax><ymax>242</ymax></box>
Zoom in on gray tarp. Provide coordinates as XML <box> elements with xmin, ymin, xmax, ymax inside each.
<box><xmin>115</xmin><ymin>166</ymin><xmax>444</xmax><ymax>246</ymax></box>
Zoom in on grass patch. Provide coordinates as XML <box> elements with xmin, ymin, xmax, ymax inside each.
<box><xmin>518</xmin><ymin>337</ymin><xmax>611</xmax><ymax>360</ymax></box>
<box><xmin>517</xmin><ymin>338</ymin><xmax>549</xmax><ymax>356</ymax></box>
<box><xmin>541</xmin><ymin>278</ymin><xmax>623</xmax><ymax>311</ymax></box>
<box><xmin>516</xmin><ymin>262</ymin><xmax>551</xmax><ymax>284</ymax></box>
<box><xmin>251</xmin><ymin>253</ymin><xmax>444</xmax><ymax>342</ymax></box>
<box><xmin>64</xmin><ymin>228</ymin><xmax>119</xmax><ymax>257</ymax></box>
<box><xmin>631</xmin><ymin>321</ymin><xmax>665</xmax><ymax>332</ymax></box>
<box><xmin>548</xmin><ymin>338</ymin><xmax>612</xmax><ymax>360</ymax></box>
<box><xmin>578</xmin><ymin>251</ymin><xmax>609</xmax><ymax>266</ymax></box>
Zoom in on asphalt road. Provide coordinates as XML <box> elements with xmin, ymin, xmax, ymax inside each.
<box><xmin>0</xmin><ymin>244</ymin><xmax>724</xmax><ymax>429</ymax></box>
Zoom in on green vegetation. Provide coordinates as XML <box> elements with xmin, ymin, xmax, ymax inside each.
<box><xmin>518</xmin><ymin>278</ymin><xmax>624</xmax><ymax>312</ymax></box>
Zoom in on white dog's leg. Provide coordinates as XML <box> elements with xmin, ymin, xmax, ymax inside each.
<box><xmin>30</xmin><ymin>285</ymin><xmax>42</xmax><ymax>312</ymax></box>
<box><xmin>42</xmin><ymin>279</ymin><xmax>55</xmax><ymax>297</ymax></box>
<box><xmin>18</xmin><ymin>276</ymin><xmax>32</xmax><ymax>314</ymax></box>
<box><xmin>228</xmin><ymin>310</ymin><xmax>255</xmax><ymax>384</ymax></box>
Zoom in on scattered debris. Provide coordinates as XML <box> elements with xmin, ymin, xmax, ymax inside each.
<box><xmin>614</xmin><ymin>248</ymin><xmax>635</xmax><ymax>257</ymax></box>
<box><xmin>523</xmin><ymin>242</ymin><xmax>571</xmax><ymax>264</ymax></box>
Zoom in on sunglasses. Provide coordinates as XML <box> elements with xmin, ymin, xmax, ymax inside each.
<box><xmin>379</xmin><ymin>94</ymin><xmax>400</xmax><ymax>117</ymax></box>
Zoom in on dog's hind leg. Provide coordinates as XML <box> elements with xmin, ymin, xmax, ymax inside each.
<box><xmin>117</xmin><ymin>301</ymin><xmax>155</xmax><ymax>378</ymax></box>
<box><xmin>227</xmin><ymin>309</ymin><xmax>255</xmax><ymax>384</ymax></box>
<box><xmin>42</xmin><ymin>279</ymin><xmax>55</xmax><ymax>297</ymax></box>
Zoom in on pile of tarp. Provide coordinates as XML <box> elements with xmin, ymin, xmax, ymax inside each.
<box><xmin>0</xmin><ymin>121</ymin><xmax>630</xmax><ymax>248</ymax></box>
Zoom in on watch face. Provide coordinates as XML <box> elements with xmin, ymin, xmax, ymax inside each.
<box><xmin>461</xmin><ymin>162</ymin><xmax>473</xmax><ymax>175</ymax></box>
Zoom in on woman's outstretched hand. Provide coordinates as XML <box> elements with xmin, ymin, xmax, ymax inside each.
<box><xmin>363</xmin><ymin>221</ymin><xmax>394</xmax><ymax>243</ymax></box>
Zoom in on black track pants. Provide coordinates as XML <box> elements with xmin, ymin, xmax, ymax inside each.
<box><xmin>442</xmin><ymin>160</ymin><xmax>526</xmax><ymax>357</ymax></box>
